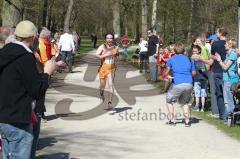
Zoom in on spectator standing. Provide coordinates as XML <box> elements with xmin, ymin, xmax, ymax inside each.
<box><xmin>0</xmin><ymin>20</ymin><xmax>56</xmax><ymax>159</ymax></box>
<box><xmin>121</xmin><ymin>35</ymin><xmax>130</xmax><ymax>57</ymax></box>
<box><xmin>215</xmin><ymin>39</ymin><xmax>239</xmax><ymax>123</ymax></box>
<box><xmin>191</xmin><ymin>45</ymin><xmax>208</xmax><ymax>112</ymax></box>
<box><xmin>30</xmin><ymin>28</ymin><xmax>52</xmax><ymax>159</ymax></box>
<box><xmin>199</xmin><ymin>27</ymin><xmax>228</xmax><ymax>119</ymax></box>
<box><xmin>58</xmin><ymin>29</ymin><xmax>75</xmax><ymax>73</ymax></box>
<box><xmin>0</xmin><ymin>26</ymin><xmax>11</xmax><ymax>49</ymax></box>
<box><xmin>92</xmin><ymin>33</ymin><xmax>97</xmax><ymax>48</ymax></box>
<box><xmin>138</xmin><ymin>37</ymin><xmax>148</xmax><ymax>73</ymax></box>
<box><xmin>147</xmin><ymin>29</ymin><xmax>159</xmax><ymax>82</ymax></box>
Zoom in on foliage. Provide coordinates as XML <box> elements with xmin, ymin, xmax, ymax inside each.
<box><xmin>0</xmin><ymin>0</ymin><xmax>239</xmax><ymax>44</ymax></box>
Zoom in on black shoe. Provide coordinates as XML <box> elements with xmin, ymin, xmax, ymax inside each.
<box><xmin>100</xmin><ymin>91</ymin><xmax>105</xmax><ymax>102</ymax></box>
<box><xmin>107</xmin><ymin>101</ymin><xmax>113</xmax><ymax>110</ymax></box>
<box><xmin>166</xmin><ymin>120</ymin><xmax>176</xmax><ymax>126</ymax></box>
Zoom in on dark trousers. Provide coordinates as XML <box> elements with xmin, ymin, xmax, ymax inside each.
<box><xmin>139</xmin><ymin>51</ymin><xmax>148</xmax><ymax>72</ymax></box>
<box><xmin>214</xmin><ymin>73</ymin><xmax>225</xmax><ymax>119</ymax></box>
<box><xmin>208</xmin><ymin>72</ymin><xmax>219</xmax><ymax>114</ymax></box>
<box><xmin>61</xmin><ymin>51</ymin><xmax>73</xmax><ymax>73</ymax></box>
<box><xmin>30</xmin><ymin>114</ymin><xmax>41</xmax><ymax>159</ymax></box>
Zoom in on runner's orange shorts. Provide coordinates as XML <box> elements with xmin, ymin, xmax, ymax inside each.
<box><xmin>99</xmin><ymin>63</ymin><xmax>116</xmax><ymax>80</ymax></box>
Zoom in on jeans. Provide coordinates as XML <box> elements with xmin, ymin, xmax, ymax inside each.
<box><xmin>61</xmin><ymin>51</ymin><xmax>73</xmax><ymax>72</ymax></box>
<box><xmin>30</xmin><ymin>114</ymin><xmax>42</xmax><ymax>159</ymax></box>
<box><xmin>0</xmin><ymin>123</ymin><xmax>33</xmax><ymax>159</ymax></box>
<box><xmin>223</xmin><ymin>81</ymin><xmax>235</xmax><ymax>121</ymax></box>
<box><xmin>214</xmin><ymin>73</ymin><xmax>225</xmax><ymax>119</ymax></box>
<box><xmin>148</xmin><ymin>55</ymin><xmax>157</xmax><ymax>81</ymax></box>
<box><xmin>123</xmin><ymin>46</ymin><xmax>128</xmax><ymax>57</ymax></box>
<box><xmin>208</xmin><ymin>72</ymin><xmax>219</xmax><ymax>115</ymax></box>
<box><xmin>139</xmin><ymin>51</ymin><xmax>148</xmax><ymax>72</ymax></box>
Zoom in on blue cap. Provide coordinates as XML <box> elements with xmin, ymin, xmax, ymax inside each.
<box><xmin>207</xmin><ymin>34</ymin><xmax>218</xmax><ymax>41</ymax></box>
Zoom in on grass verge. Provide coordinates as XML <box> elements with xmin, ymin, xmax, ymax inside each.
<box><xmin>192</xmin><ymin>111</ymin><xmax>240</xmax><ymax>141</ymax></box>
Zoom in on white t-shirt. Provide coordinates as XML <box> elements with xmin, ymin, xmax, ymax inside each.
<box><xmin>58</xmin><ymin>33</ymin><xmax>75</xmax><ymax>52</ymax></box>
<box><xmin>139</xmin><ymin>40</ymin><xmax>148</xmax><ymax>52</ymax></box>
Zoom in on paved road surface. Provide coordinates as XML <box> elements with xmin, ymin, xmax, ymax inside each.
<box><xmin>37</xmin><ymin>50</ymin><xmax>240</xmax><ymax>159</ymax></box>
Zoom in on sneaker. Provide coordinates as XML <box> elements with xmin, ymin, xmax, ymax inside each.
<box><xmin>165</xmin><ymin>120</ymin><xmax>176</xmax><ymax>126</ymax></box>
<box><xmin>200</xmin><ymin>109</ymin><xmax>204</xmax><ymax>112</ymax></box>
<box><xmin>100</xmin><ymin>91</ymin><xmax>105</xmax><ymax>102</ymax></box>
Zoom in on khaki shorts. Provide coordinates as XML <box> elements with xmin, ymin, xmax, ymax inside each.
<box><xmin>166</xmin><ymin>83</ymin><xmax>193</xmax><ymax>105</ymax></box>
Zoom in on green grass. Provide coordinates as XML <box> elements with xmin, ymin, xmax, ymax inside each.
<box><xmin>77</xmin><ymin>38</ymin><xmax>95</xmax><ymax>54</ymax></box>
<box><xmin>192</xmin><ymin>111</ymin><xmax>240</xmax><ymax>141</ymax></box>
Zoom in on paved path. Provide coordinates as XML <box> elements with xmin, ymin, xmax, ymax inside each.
<box><xmin>37</xmin><ymin>50</ymin><xmax>240</xmax><ymax>159</ymax></box>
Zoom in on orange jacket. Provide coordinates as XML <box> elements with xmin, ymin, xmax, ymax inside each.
<box><xmin>39</xmin><ymin>38</ymin><xmax>52</xmax><ymax>64</ymax></box>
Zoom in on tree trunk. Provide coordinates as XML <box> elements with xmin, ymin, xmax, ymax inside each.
<box><xmin>124</xmin><ymin>14</ymin><xmax>128</xmax><ymax>35</ymax></box>
<box><xmin>64</xmin><ymin>0</ymin><xmax>74</xmax><ymax>31</ymax></box>
<box><xmin>163</xmin><ymin>11</ymin><xmax>166</xmax><ymax>42</ymax></box>
<box><xmin>187</xmin><ymin>0</ymin><xmax>194</xmax><ymax>43</ymax></box>
<box><xmin>135</xmin><ymin>1</ymin><xmax>140</xmax><ymax>42</ymax></box>
<box><xmin>42</xmin><ymin>0</ymin><xmax>48</xmax><ymax>27</ymax></box>
<box><xmin>141</xmin><ymin>0</ymin><xmax>148</xmax><ymax>38</ymax></box>
<box><xmin>112</xmin><ymin>0</ymin><xmax>121</xmax><ymax>38</ymax></box>
<box><xmin>151</xmin><ymin>0</ymin><xmax>157</xmax><ymax>35</ymax></box>
<box><xmin>2</xmin><ymin>0</ymin><xmax>24</xmax><ymax>26</ymax></box>
<box><xmin>173</xmin><ymin>12</ymin><xmax>176</xmax><ymax>43</ymax></box>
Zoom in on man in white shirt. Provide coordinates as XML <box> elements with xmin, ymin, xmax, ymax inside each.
<box><xmin>58</xmin><ymin>29</ymin><xmax>75</xmax><ymax>73</ymax></box>
<box><xmin>139</xmin><ymin>37</ymin><xmax>148</xmax><ymax>73</ymax></box>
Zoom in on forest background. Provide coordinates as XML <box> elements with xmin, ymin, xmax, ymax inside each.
<box><xmin>0</xmin><ymin>0</ymin><xmax>238</xmax><ymax>44</ymax></box>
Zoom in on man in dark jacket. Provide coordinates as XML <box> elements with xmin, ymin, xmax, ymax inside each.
<box><xmin>147</xmin><ymin>29</ymin><xmax>159</xmax><ymax>82</ymax></box>
<box><xmin>0</xmin><ymin>20</ymin><xmax>56</xmax><ymax>159</ymax></box>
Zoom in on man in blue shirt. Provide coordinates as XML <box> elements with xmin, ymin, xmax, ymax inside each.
<box><xmin>165</xmin><ymin>42</ymin><xmax>196</xmax><ymax>127</ymax></box>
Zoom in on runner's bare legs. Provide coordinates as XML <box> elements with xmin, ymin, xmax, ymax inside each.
<box><xmin>100</xmin><ymin>79</ymin><xmax>106</xmax><ymax>101</ymax></box>
<box><xmin>107</xmin><ymin>73</ymin><xmax>114</xmax><ymax>108</ymax></box>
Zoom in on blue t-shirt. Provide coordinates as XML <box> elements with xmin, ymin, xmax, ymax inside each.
<box><xmin>166</xmin><ymin>54</ymin><xmax>196</xmax><ymax>85</ymax></box>
<box><xmin>222</xmin><ymin>49</ymin><xmax>239</xmax><ymax>83</ymax></box>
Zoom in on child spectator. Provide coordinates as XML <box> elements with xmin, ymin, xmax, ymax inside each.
<box><xmin>191</xmin><ymin>45</ymin><xmax>208</xmax><ymax>112</ymax></box>
<box><xmin>138</xmin><ymin>37</ymin><xmax>148</xmax><ymax>73</ymax></box>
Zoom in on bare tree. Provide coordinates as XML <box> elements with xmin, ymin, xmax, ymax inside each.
<box><xmin>113</xmin><ymin>0</ymin><xmax>120</xmax><ymax>37</ymax></box>
<box><xmin>187</xmin><ymin>0</ymin><xmax>194</xmax><ymax>43</ymax></box>
<box><xmin>41</xmin><ymin>0</ymin><xmax>48</xmax><ymax>27</ymax></box>
<box><xmin>151</xmin><ymin>0</ymin><xmax>157</xmax><ymax>35</ymax></box>
<box><xmin>141</xmin><ymin>0</ymin><xmax>147</xmax><ymax>38</ymax></box>
<box><xmin>2</xmin><ymin>0</ymin><xmax>24</xmax><ymax>26</ymax></box>
<box><xmin>64</xmin><ymin>0</ymin><xmax>74</xmax><ymax>31</ymax></box>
